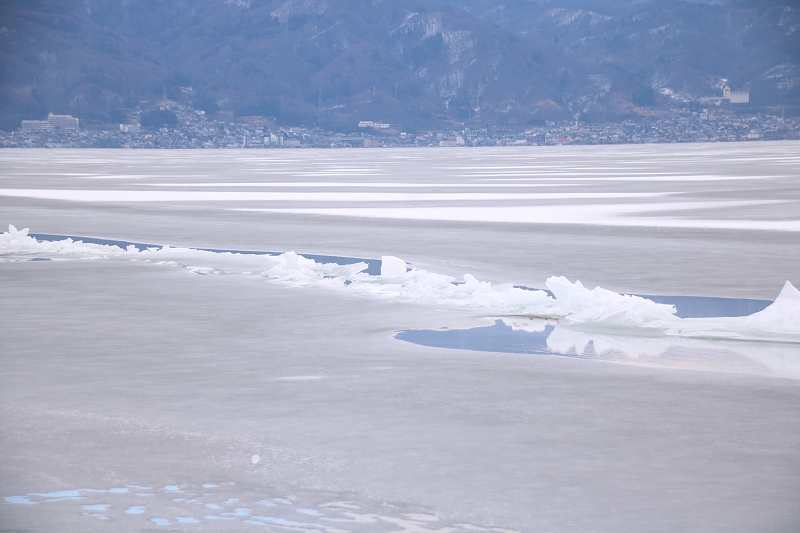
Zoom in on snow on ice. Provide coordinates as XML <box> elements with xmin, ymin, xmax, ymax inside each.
<box><xmin>3</xmin><ymin>225</ymin><xmax>799</xmax><ymax>343</ymax></box>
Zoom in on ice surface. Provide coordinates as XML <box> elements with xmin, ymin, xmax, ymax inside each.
<box><xmin>255</xmin><ymin>500</ymin><xmax>278</xmax><ymax>507</ymax></box>
<box><xmin>221</xmin><ymin>507</ymin><xmax>251</xmax><ymax>517</ymax></box>
<box><xmin>3</xmin><ymin>144</ymin><xmax>800</xmax><ymax>299</ymax></box>
<box><xmin>254</xmin><ymin>201</ymin><xmax>800</xmax><ymax>232</ymax></box>
<box><xmin>298</xmin><ymin>508</ymin><xmax>324</xmax><ymax>516</ymax></box>
<box><xmin>28</xmin><ymin>490</ymin><xmax>82</xmax><ymax>499</ymax></box>
<box><xmin>3</xmin><ymin>145</ymin><xmax>800</xmax><ymax>533</ymax></box>
<box><xmin>4</xmin><ymin>226</ymin><xmax>798</xmax><ymax>343</ymax></box>
<box><xmin>4</xmin><ymin>258</ymin><xmax>800</xmax><ymax>532</ymax></box>
<box><xmin>82</xmin><ymin>513</ymin><xmax>110</xmax><ymax>521</ymax></box>
<box><xmin>380</xmin><ymin>255</ymin><xmax>408</xmax><ymax>277</ymax></box>
<box><xmin>545</xmin><ymin>275</ymin><xmax>679</xmax><ymax>329</ymax></box>
<box><xmin>0</xmin><ymin>188</ymin><xmax>668</xmax><ymax>203</ymax></box>
<box><xmin>7</xmin><ymin>480</ymin><xmax>509</xmax><ymax>531</ymax></box>
<box><xmin>672</xmin><ymin>281</ymin><xmax>800</xmax><ymax>342</ymax></box>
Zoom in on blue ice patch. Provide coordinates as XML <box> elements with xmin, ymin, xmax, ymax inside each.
<box><xmin>5</xmin><ymin>496</ymin><xmax>38</xmax><ymax>505</ymax></box>
<box><xmin>81</xmin><ymin>504</ymin><xmax>110</xmax><ymax>511</ymax></box>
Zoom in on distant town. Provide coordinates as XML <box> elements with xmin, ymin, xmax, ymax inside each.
<box><xmin>2</xmin><ymin>99</ymin><xmax>797</xmax><ymax>149</ymax></box>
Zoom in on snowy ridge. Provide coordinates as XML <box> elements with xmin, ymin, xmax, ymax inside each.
<box><xmin>3</xmin><ymin>225</ymin><xmax>800</xmax><ymax>343</ymax></box>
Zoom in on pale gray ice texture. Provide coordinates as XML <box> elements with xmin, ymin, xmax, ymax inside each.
<box><xmin>2</xmin><ymin>145</ymin><xmax>800</xmax><ymax>532</ymax></box>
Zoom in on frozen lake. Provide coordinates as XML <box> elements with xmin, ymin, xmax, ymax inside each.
<box><xmin>2</xmin><ymin>144</ymin><xmax>800</xmax><ymax>532</ymax></box>
<box><xmin>2</xmin><ymin>142</ymin><xmax>800</xmax><ymax>297</ymax></box>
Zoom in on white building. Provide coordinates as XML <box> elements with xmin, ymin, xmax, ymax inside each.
<box><xmin>265</xmin><ymin>133</ymin><xmax>284</xmax><ymax>147</ymax></box>
<box><xmin>723</xmin><ymin>86</ymin><xmax>749</xmax><ymax>104</ymax></box>
<box><xmin>47</xmin><ymin>113</ymin><xmax>80</xmax><ymax>129</ymax></box>
<box><xmin>729</xmin><ymin>92</ymin><xmax>750</xmax><ymax>104</ymax></box>
<box><xmin>358</xmin><ymin>121</ymin><xmax>390</xmax><ymax>129</ymax></box>
<box><xmin>21</xmin><ymin>120</ymin><xmax>52</xmax><ymax>132</ymax></box>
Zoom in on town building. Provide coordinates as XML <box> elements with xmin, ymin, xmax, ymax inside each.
<box><xmin>358</xmin><ymin>121</ymin><xmax>391</xmax><ymax>129</ymax></box>
<box><xmin>729</xmin><ymin>92</ymin><xmax>750</xmax><ymax>104</ymax></box>
<box><xmin>21</xmin><ymin>120</ymin><xmax>52</xmax><ymax>132</ymax></box>
<box><xmin>723</xmin><ymin>86</ymin><xmax>750</xmax><ymax>104</ymax></box>
<box><xmin>46</xmin><ymin>113</ymin><xmax>80</xmax><ymax>129</ymax></box>
<box><xmin>21</xmin><ymin>113</ymin><xmax>80</xmax><ymax>131</ymax></box>
<box><xmin>266</xmin><ymin>133</ymin><xmax>284</xmax><ymax>147</ymax></box>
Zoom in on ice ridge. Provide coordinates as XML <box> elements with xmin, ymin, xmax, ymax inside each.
<box><xmin>3</xmin><ymin>225</ymin><xmax>799</xmax><ymax>342</ymax></box>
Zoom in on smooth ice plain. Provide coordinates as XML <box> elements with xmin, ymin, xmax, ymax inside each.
<box><xmin>2</xmin><ymin>143</ymin><xmax>800</xmax><ymax>532</ymax></box>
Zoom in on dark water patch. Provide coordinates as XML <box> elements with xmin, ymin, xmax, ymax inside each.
<box><xmin>29</xmin><ymin>234</ymin><xmax>382</xmax><ymax>275</ymax></box>
<box><xmin>30</xmin><ymin>234</ymin><xmax>160</xmax><ymax>251</ymax></box>
<box><xmin>395</xmin><ymin>319</ymin><xmax>800</xmax><ymax>379</ymax></box>
<box><xmin>396</xmin><ymin>321</ymin><xmax>556</xmax><ymax>355</ymax></box>
<box><xmin>638</xmin><ymin>294</ymin><xmax>771</xmax><ymax>318</ymax></box>
<box><xmin>513</xmin><ymin>284</ymin><xmax>770</xmax><ymax>319</ymax></box>
<box><xmin>394</xmin><ymin>318</ymin><xmax>800</xmax><ymax>370</ymax></box>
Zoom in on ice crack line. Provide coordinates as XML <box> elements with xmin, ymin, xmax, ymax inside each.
<box><xmin>3</xmin><ymin>225</ymin><xmax>799</xmax><ymax>343</ymax></box>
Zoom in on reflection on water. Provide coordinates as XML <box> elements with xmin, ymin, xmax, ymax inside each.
<box><xmin>396</xmin><ymin>318</ymin><xmax>800</xmax><ymax>379</ymax></box>
<box><xmin>639</xmin><ymin>294</ymin><xmax>771</xmax><ymax>318</ymax></box>
<box><xmin>397</xmin><ymin>320</ymin><xmax>555</xmax><ymax>355</ymax></box>
<box><xmin>29</xmin><ymin>233</ymin><xmax>383</xmax><ymax>275</ymax></box>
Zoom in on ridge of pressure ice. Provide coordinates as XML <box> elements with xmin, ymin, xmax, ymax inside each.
<box><xmin>3</xmin><ymin>224</ymin><xmax>799</xmax><ymax>343</ymax></box>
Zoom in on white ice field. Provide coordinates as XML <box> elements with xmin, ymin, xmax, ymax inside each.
<box><xmin>2</xmin><ymin>143</ymin><xmax>800</xmax><ymax>532</ymax></box>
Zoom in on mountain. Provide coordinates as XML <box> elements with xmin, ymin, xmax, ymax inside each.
<box><xmin>0</xmin><ymin>0</ymin><xmax>796</xmax><ymax>131</ymax></box>
<box><xmin>443</xmin><ymin>0</ymin><xmax>800</xmax><ymax>108</ymax></box>
<box><xmin>87</xmin><ymin>0</ymin><xmax>596</xmax><ymax>129</ymax></box>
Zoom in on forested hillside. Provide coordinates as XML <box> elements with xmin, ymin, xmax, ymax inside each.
<box><xmin>0</xmin><ymin>0</ymin><xmax>796</xmax><ymax>130</ymax></box>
